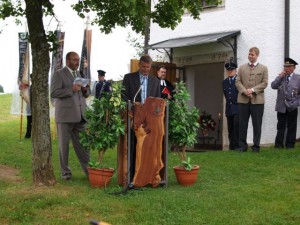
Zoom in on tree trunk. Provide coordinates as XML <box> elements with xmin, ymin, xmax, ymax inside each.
<box><xmin>25</xmin><ymin>0</ymin><xmax>56</xmax><ymax>186</ymax></box>
<box><xmin>143</xmin><ymin>0</ymin><xmax>151</xmax><ymax>55</ymax></box>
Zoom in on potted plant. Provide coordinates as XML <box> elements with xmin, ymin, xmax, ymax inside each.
<box><xmin>168</xmin><ymin>81</ymin><xmax>200</xmax><ymax>186</ymax></box>
<box><xmin>80</xmin><ymin>82</ymin><xmax>126</xmax><ymax>188</ymax></box>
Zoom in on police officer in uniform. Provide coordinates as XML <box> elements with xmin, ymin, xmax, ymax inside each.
<box><xmin>92</xmin><ymin>70</ymin><xmax>112</xmax><ymax>99</ymax></box>
<box><xmin>223</xmin><ymin>62</ymin><xmax>239</xmax><ymax>150</ymax></box>
<box><xmin>271</xmin><ymin>57</ymin><xmax>300</xmax><ymax>149</ymax></box>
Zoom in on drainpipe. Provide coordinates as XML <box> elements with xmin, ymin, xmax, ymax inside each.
<box><xmin>284</xmin><ymin>0</ymin><xmax>290</xmax><ymax>58</ymax></box>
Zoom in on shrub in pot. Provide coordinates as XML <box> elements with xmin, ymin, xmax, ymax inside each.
<box><xmin>80</xmin><ymin>82</ymin><xmax>126</xmax><ymax>188</ymax></box>
<box><xmin>169</xmin><ymin>81</ymin><xmax>200</xmax><ymax>186</ymax></box>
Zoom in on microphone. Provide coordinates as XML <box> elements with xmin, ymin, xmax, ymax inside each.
<box><xmin>133</xmin><ymin>85</ymin><xmax>142</xmax><ymax>104</ymax></box>
<box><xmin>133</xmin><ymin>78</ymin><xmax>144</xmax><ymax>103</ymax></box>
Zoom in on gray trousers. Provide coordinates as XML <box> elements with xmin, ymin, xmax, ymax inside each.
<box><xmin>57</xmin><ymin>120</ymin><xmax>89</xmax><ymax>178</ymax></box>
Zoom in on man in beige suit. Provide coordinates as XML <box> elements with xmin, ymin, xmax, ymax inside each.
<box><xmin>236</xmin><ymin>47</ymin><xmax>268</xmax><ymax>152</ymax></box>
<box><xmin>51</xmin><ymin>51</ymin><xmax>91</xmax><ymax>180</ymax></box>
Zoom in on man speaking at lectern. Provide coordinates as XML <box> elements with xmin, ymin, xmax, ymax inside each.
<box><xmin>121</xmin><ymin>55</ymin><xmax>161</xmax><ymax>188</ymax></box>
<box><xmin>122</xmin><ymin>55</ymin><xmax>160</xmax><ymax>104</ymax></box>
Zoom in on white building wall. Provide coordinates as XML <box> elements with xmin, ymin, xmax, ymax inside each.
<box><xmin>150</xmin><ymin>0</ymin><xmax>300</xmax><ymax>145</ymax></box>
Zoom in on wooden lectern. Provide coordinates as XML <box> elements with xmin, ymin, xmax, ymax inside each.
<box><xmin>117</xmin><ymin>97</ymin><xmax>169</xmax><ymax>187</ymax></box>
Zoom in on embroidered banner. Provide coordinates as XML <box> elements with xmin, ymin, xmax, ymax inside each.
<box><xmin>50</xmin><ymin>30</ymin><xmax>65</xmax><ymax>107</ymax></box>
<box><xmin>18</xmin><ymin>32</ymin><xmax>30</xmax><ymax>104</ymax></box>
<box><xmin>51</xmin><ymin>30</ymin><xmax>65</xmax><ymax>77</ymax></box>
<box><xmin>79</xmin><ymin>29</ymin><xmax>92</xmax><ymax>79</ymax></box>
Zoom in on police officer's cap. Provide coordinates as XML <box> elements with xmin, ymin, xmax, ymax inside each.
<box><xmin>97</xmin><ymin>70</ymin><xmax>106</xmax><ymax>76</ymax></box>
<box><xmin>225</xmin><ymin>62</ymin><xmax>237</xmax><ymax>70</ymax></box>
<box><xmin>284</xmin><ymin>57</ymin><xmax>298</xmax><ymax>66</ymax></box>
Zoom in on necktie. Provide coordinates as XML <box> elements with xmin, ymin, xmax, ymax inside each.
<box><xmin>141</xmin><ymin>76</ymin><xmax>147</xmax><ymax>104</ymax></box>
<box><xmin>250</xmin><ymin>64</ymin><xmax>254</xmax><ymax>69</ymax></box>
<box><xmin>286</xmin><ymin>75</ymin><xmax>290</xmax><ymax>84</ymax></box>
<box><xmin>72</xmin><ymin>71</ymin><xmax>77</xmax><ymax>78</ymax></box>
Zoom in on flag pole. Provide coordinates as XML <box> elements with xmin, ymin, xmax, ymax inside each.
<box><xmin>19</xmin><ymin>97</ymin><xmax>24</xmax><ymax>141</ymax></box>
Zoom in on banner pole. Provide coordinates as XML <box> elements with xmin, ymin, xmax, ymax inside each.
<box><xmin>19</xmin><ymin>97</ymin><xmax>24</xmax><ymax>141</ymax></box>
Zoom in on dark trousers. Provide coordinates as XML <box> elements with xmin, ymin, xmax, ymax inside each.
<box><xmin>238</xmin><ymin>103</ymin><xmax>264</xmax><ymax>149</ymax></box>
<box><xmin>275</xmin><ymin>110</ymin><xmax>298</xmax><ymax>148</ymax></box>
<box><xmin>129</xmin><ymin>129</ymin><xmax>136</xmax><ymax>182</ymax></box>
<box><xmin>227</xmin><ymin>114</ymin><xmax>239</xmax><ymax>150</ymax></box>
<box><xmin>25</xmin><ymin>115</ymin><xmax>32</xmax><ymax>137</ymax></box>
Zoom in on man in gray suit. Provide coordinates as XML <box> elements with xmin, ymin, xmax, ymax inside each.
<box><xmin>51</xmin><ymin>51</ymin><xmax>91</xmax><ymax>180</ymax></box>
<box><xmin>271</xmin><ymin>58</ymin><xmax>300</xmax><ymax>149</ymax></box>
<box><xmin>236</xmin><ymin>47</ymin><xmax>268</xmax><ymax>152</ymax></box>
<box><xmin>121</xmin><ymin>55</ymin><xmax>160</xmax><ymax>185</ymax></box>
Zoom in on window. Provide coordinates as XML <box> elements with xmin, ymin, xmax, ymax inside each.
<box><xmin>202</xmin><ymin>0</ymin><xmax>223</xmax><ymax>9</ymax></box>
<box><xmin>183</xmin><ymin>0</ymin><xmax>224</xmax><ymax>15</ymax></box>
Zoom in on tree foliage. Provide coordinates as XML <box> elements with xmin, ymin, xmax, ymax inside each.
<box><xmin>0</xmin><ymin>84</ymin><xmax>4</xmax><ymax>93</ymax></box>
<box><xmin>73</xmin><ymin>0</ymin><xmax>220</xmax><ymax>34</ymax></box>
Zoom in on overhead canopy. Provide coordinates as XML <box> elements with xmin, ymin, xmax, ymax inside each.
<box><xmin>148</xmin><ymin>30</ymin><xmax>241</xmax><ymax>49</ymax></box>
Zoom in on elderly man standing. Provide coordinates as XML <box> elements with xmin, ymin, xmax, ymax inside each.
<box><xmin>271</xmin><ymin>58</ymin><xmax>300</xmax><ymax>149</ymax></box>
<box><xmin>51</xmin><ymin>51</ymin><xmax>91</xmax><ymax>180</ymax></box>
<box><xmin>235</xmin><ymin>47</ymin><xmax>268</xmax><ymax>153</ymax></box>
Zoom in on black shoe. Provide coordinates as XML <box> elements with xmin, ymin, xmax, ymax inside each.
<box><xmin>24</xmin><ymin>134</ymin><xmax>31</xmax><ymax>139</ymax></box>
<box><xmin>128</xmin><ymin>183</ymin><xmax>135</xmax><ymax>190</ymax></box>
<box><xmin>274</xmin><ymin>145</ymin><xmax>283</xmax><ymax>149</ymax></box>
<box><xmin>62</xmin><ymin>174</ymin><xmax>72</xmax><ymax>181</ymax></box>
<box><xmin>251</xmin><ymin>146</ymin><xmax>260</xmax><ymax>153</ymax></box>
<box><xmin>239</xmin><ymin>148</ymin><xmax>247</xmax><ymax>153</ymax></box>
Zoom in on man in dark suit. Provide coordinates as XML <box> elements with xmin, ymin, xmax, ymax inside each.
<box><xmin>122</xmin><ymin>55</ymin><xmax>160</xmax><ymax>103</ymax></box>
<box><xmin>157</xmin><ymin>65</ymin><xmax>174</xmax><ymax>100</ymax></box>
<box><xmin>121</xmin><ymin>55</ymin><xmax>160</xmax><ymax>186</ymax></box>
<box><xmin>223</xmin><ymin>62</ymin><xmax>239</xmax><ymax>150</ymax></box>
<box><xmin>51</xmin><ymin>51</ymin><xmax>91</xmax><ymax>180</ymax></box>
<box><xmin>271</xmin><ymin>57</ymin><xmax>300</xmax><ymax>149</ymax></box>
<box><xmin>92</xmin><ymin>70</ymin><xmax>112</xmax><ymax>99</ymax></box>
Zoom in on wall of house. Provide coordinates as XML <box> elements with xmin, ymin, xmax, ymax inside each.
<box><xmin>149</xmin><ymin>0</ymin><xmax>300</xmax><ymax>147</ymax></box>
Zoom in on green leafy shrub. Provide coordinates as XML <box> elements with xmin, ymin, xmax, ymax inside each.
<box><xmin>169</xmin><ymin>81</ymin><xmax>199</xmax><ymax>166</ymax></box>
<box><xmin>80</xmin><ymin>81</ymin><xmax>126</xmax><ymax>167</ymax></box>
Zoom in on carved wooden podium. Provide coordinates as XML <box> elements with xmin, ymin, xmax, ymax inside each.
<box><xmin>117</xmin><ymin>97</ymin><xmax>169</xmax><ymax>187</ymax></box>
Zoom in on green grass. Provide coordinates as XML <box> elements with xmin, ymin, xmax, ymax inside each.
<box><xmin>1</xmin><ymin>94</ymin><xmax>300</xmax><ymax>225</ymax></box>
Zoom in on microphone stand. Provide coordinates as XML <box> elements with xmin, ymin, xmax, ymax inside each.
<box><xmin>128</xmin><ymin>80</ymin><xmax>144</xmax><ymax>185</ymax></box>
<box><xmin>133</xmin><ymin>85</ymin><xmax>142</xmax><ymax>104</ymax></box>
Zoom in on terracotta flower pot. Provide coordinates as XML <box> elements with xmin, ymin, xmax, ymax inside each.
<box><xmin>173</xmin><ymin>165</ymin><xmax>200</xmax><ymax>186</ymax></box>
<box><xmin>88</xmin><ymin>167</ymin><xmax>114</xmax><ymax>188</ymax></box>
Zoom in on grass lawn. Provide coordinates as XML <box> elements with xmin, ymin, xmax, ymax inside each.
<box><xmin>0</xmin><ymin>93</ymin><xmax>300</xmax><ymax>225</ymax></box>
